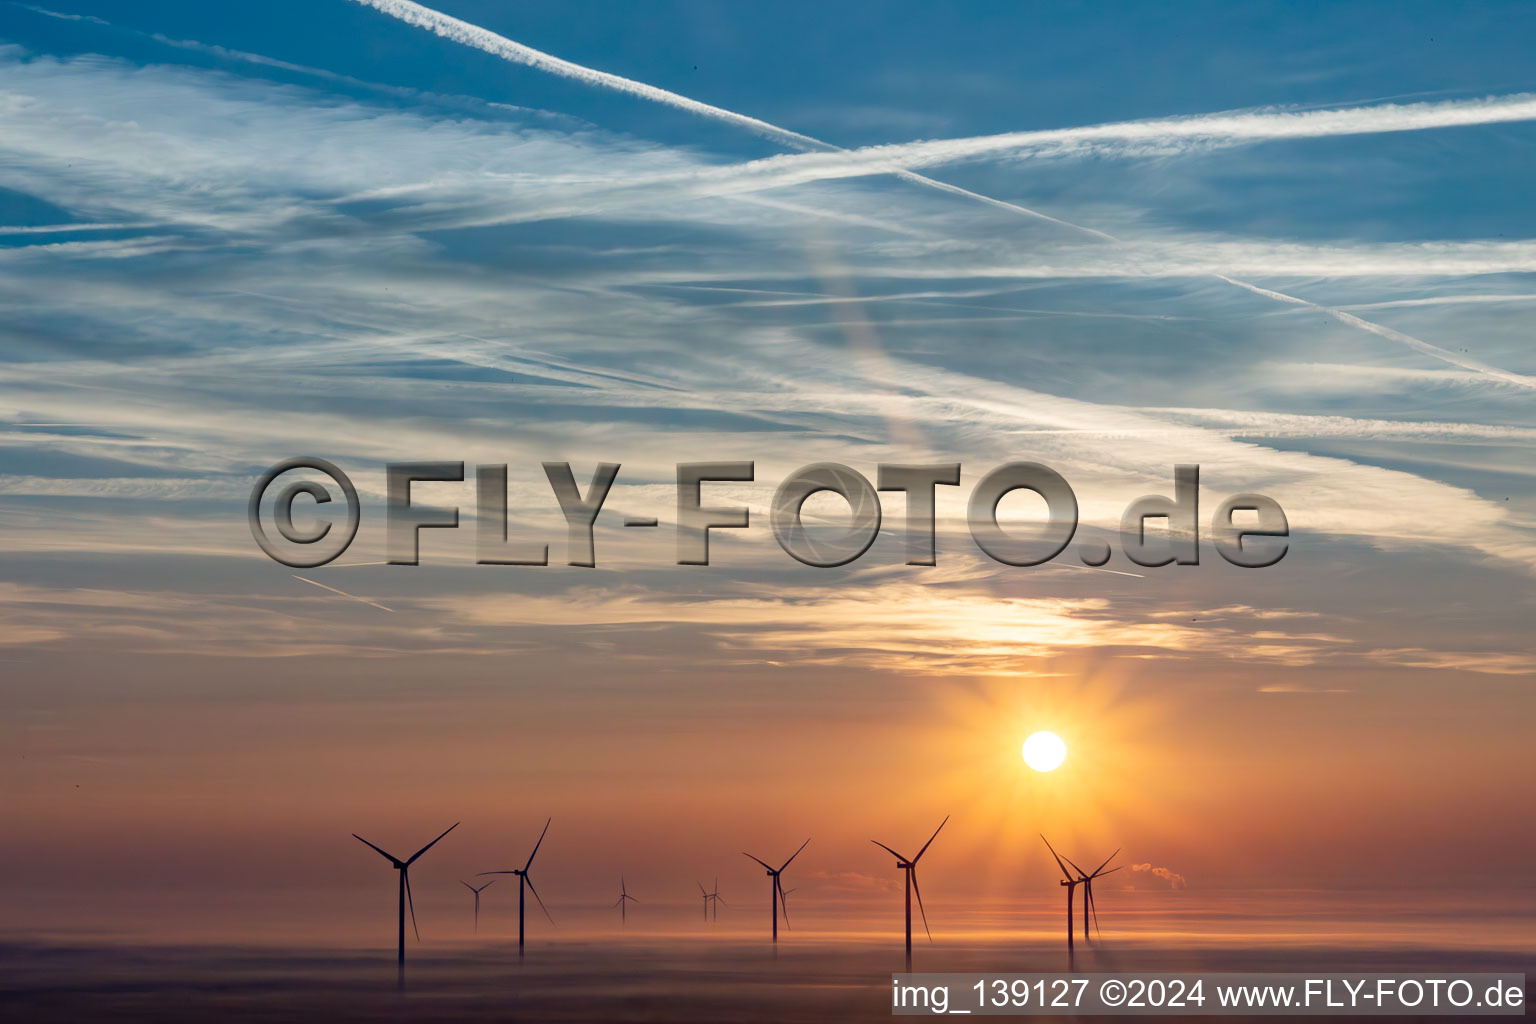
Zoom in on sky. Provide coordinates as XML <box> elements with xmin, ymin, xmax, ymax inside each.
<box><xmin>2</xmin><ymin>1</ymin><xmax>1535</xmax><ymax>946</ymax></box>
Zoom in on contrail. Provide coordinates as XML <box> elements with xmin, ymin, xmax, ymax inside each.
<box><xmin>351</xmin><ymin>0</ymin><xmax>828</xmax><ymax>149</ymax></box>
<box><xmin>1217</xmin><ymin>276</ymin><xmax>1536</xmax><ymax>390</ymax></box>
<box><xmin>291</xmin><ymin>574</ymin><xmax>395</xmax><ymax>612</ymax></box>
<box><xmin>1057</xmin><ymin>562</ymin><xmax>1147</xmax><ymax>579</ymax></box>
<box><xmin>709</xmin><ymin>92</ymin><xmax>1536</xmax><ymax>177</ymax></box>
<box><xmin>348</xmin><ymin>0</ymin><xmax>1109</xmax><ymax>236</ymax></box>
<box><xmin>1336</xmin><ymin>293</ymin><xmax>1536</xmax><ymax>311</ymax></box>
<box><xmin>350</xmin><ymin>3</ymin><xmax>1536</xmax><ymax>182</ymax></box>
<box><xmin>352</xmin><ymin>0</ymin><xmax>1534</xmax><ymax>385</ymax></box>
<box><xmin>0</xmin><ymin>223</ymin><xmax>158</xmax><ymax>234</ymax></box>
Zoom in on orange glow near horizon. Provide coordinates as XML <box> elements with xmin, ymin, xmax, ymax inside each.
<box><xmin>886</xmin><ymin>664</ymin><xmax>1200</xmax><ymax>897</ymax></box>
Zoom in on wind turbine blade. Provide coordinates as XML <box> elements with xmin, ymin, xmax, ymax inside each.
<box><xmin>1039</xmin><ymin>835</ymin><xmax>1073</xmax><ymax>882</ymax></box>
<box><xmin>713</xmin><ymin>876</ymin><xmax>718</xmax><ymax>893</ymax></box>
<box><xmin>714</xmin><ymin>895</ymin><xmax>728</xmax><ymax>907</ymax></box>
<box><xmin>404</xmin><ymin>870</ymin><xmax>420</xmax><ymax>942</ymax></box>
<box><xmin>525</xmin><ymin>875</ymin><xmax>555</xmax><ymax>924</ymax></box>
<box><xmin>1094</xmin><ymin>865</ymin><xmax>1124</xmax><ymax>878</ymax></box>
<box><xmin>1062</xmin><ymin>854</ymin><xmax>1090</xmax><ymax>878</ymax></box>
<box><xmin>352</xmin><ymin>834</ymin><xmax>403</xmax><ymax>866</ymax></box>
<box><xmin>910</xmin><ymin>869</ymin><xmax>933</xmax><ymax>943</ymax></box>
<box><xmin>774</xmin><ymin>877</ymin><xmax>791</xmax><ymax>929</ymax></box>
<box><xmin>481</xmin><ymin>879</ymin><xmax>495</xmax><ymax>891</ymax></box>
<box><xmin>699</xmin><ymin>881</ymin><xmax>708</xmax><ymax>896</ymax></box>
<box><xmin>1089</xmin><ymin>884</ymin><xmax>1102</xmax><ymax>938</ymax></box>
<box><xmin>870</xmin><ymin>839</ymin><xmax>907</xmax><ymax>861</ymax></box>
<box><xmin>1091</xmin><ymin>848</ymin><xmax>1121</xmax><ymax>877</ymax></box>
<box><xmin>742</xmin><ymin>852</ymin><xmax>774</xmax><ymax>871</ymax></box>
<box><xmin>914</xmin><ymin>815</ymin><xmax>949</xmax><ymax>863</ymax></box>
<box><xmin>778</xmin><ymin>837</ymin><xmax>811</xmax><ymax>872</ymax></box>
<box><xmin>523</xmin><ymin>817</ymin><xmax>552</xmax><ymax>872</ymax></box>
<box><xmin>406</xmin><ymin>822</ymin><xmax>459</xmax><ymax>865</ymax></box>
<box><xmin>478</xmin><ymin>870</ymin><xmax>519</xmax><ymax>875</ymax></box>
<box><xmin>461</xmin><ymin>880</ymin><xmax>476</xmax><ymax>893</ymax></box>
<box><xmin>613</xmin><ymin>897</ymin><xmax>624</xmax><ymax>908</ymax></box>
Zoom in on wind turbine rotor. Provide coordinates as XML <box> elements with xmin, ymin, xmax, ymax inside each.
<box><xmin>913</xmin><ymin>816</ymin><xmax>949</xmax><ymax>863</ymax></box>
<box><xmin>404</xmin><ymin>870</ymin><xmax>420</xmax><ymax>942</ymax></box>
<box><xmin>524</xmin><ymin>874</ymin><xmax>555</xmax><ymax>924</ymax></box>
<box><xmin>523</xmin><ymin>818</ymin><xmax>551</xmax><ymax>872</ymax></box>
<box><xmin>910</xmin><ymin>868</ymin><xmax>933</xmax><ymax>942</ymax></box>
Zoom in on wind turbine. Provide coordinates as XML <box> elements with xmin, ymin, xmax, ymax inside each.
<box><xmin>1040</xmin><ymin>835</ymin><xmax>1081</xmax><ymax>950</ymax></box>
<box><xmin>872</xmin><ymin>815</ymin><xmax>947</xmax><ymax>969</ymax></box>
<box><xmin>698</xmin><ymin>878</ymin><xmax>726</xmax><ymax>921</ymax></box>
<box><xmin>460</xmin><ymin>879</ymin><xmax>494</xmax><ymax>932</ymax></box>
<box><xmin>351</xmin><ymin>822</ymin><xmax>459</xmax><ymax>980</ymax></box>
<box><xmin>614</xmin><ymin>876</ymin><xmax>638</xmax><ymax>924</ymax></box>
<box><xmin>708</xmin><ymin>877</ymin><xmax>725</xmax><ymax>921</ymax></box>
<box><xmin>1068</xmin><ymin>847</ymin><xmax>1121</xmax><ymax>943</ymax></box>
<box><xmin>479</xmin><ymin>817</ymin><xmax>554</xmax><ymax>955</ymax></box>
<box><xmin>742</xmin><ymin>838</ymin><xmax>809</xmax><ymax>943</ymax></box>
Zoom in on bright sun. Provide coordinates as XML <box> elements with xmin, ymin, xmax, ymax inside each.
<box><xmin>1022</xmin><ymin>731</ymin><xmax>1067</xmax><ymax>772</ymax></box>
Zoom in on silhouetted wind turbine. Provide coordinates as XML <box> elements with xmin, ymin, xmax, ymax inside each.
<box><xmin>1041</xmin><ymin>835</ymin><xmax>1081</xmax><ymax>950</ymax></box>
<box><xmin>873</xmin><ymin>815</ymin><xmax>947</xmax><ymax>970</ymax></box>
<box><xmin>1065</xmin><ymin>847</ymin><xmax>1121</xmax><ymax>943</ymax></box>
<box><xmin>460</xmin><ymin>879</ymin><xmax>494</xmax><ymax>932</ymax></box>
<box><xmin>698</xmin><ymin>878</ymin><xmax>726</xmax><ymax>921</ymax></box>
<box><xmin>742</xmin><ymin>838</ymin><xmax>809</xmax><ymax>943</ymax></box>
<box><xmin>614</xmin><ymin>876</ymin><xmax>638</xmax><ymax>924</ymax></box>
<box><xmin>708</xmin><ymin>877</ymin><xmax>725</xmax><ymax>921</ymax></box>
<box><xmin>779</xmin><ymin>887</ymin><xmax>798</xmax><ymax>912</ymax></box>
<box><xmin>352</xmin><ymin>822</ymin><xmax>459</xmax><ymax>981</ymax></box>
<box><xmin>479</xmin><ymin>817</ymin><xmax>554</xmax><ymax>955</ymax></box>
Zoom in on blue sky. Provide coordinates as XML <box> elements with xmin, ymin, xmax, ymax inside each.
<box><xmin>2</xmin><ymin>0</ymin><xmax>1536</xmax><ymax>907</ymax></box>
<box><xmin>3</xmin><ymin>0</ymin><xmax>1534</xmax><ymax>673</ymax></box>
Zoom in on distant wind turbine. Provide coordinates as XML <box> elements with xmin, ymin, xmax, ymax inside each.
<box><xmin>698</xmin><ymin>877</ymin><xmax>726</xmax><ymax>921</ymax></box>
<box><xmin>1040</xmin><ymin>835</ymin><xmax>1082</xmax><ymax>950</ymax></box>
<box><xmin>460</xmin><ymin>879</ymin><xmax>494</xmax><ymax>932</ymax></box>
<box><xmin>352</xmin><ymin>822</ymin><xmax>459</xmax><ymax>980</ymax></box>
<box><xmin>872</xmin><ymin>815</ymin><xmax>947</xmax><ymax>970</ymax></box>
<box><xmin>708</xmin><ymin>877</ymin><xmax>725</xmax><ymax>921</ymax></box>
<box><xmin>479</xmin><ymin>817</ymin><xmax>554</xmax><ymax>955</ymax></box>
<box><xmin>1065</xmin><ymin>847</ymin><xmax>1121</xmax><ymax>943</ymax></box>
<box><xmin>742</xmin><ymin>839</ymin><xmax>809</xmax><ymax>943</ymax></box>
<box><xmin>614</xmin><ymin>876</ymin><xmax>638</xmax><ymax>924</ymax></box>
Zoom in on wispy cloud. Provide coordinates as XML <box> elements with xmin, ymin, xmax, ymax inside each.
<box><xmin>343</xmin><ymin>2</ymin><xmax>1536</xmax><ymax>394</ymax></box>
<box><xmin>0</xmin><ymin>26</ymin><xmax>1532</xmax><ymax>684</ymax></box>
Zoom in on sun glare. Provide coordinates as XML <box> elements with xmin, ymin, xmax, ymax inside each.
<box><xmin>1022</xmin><ymin>731</ymin><xmax>1067</xmax><ymax>772</ymax></box>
